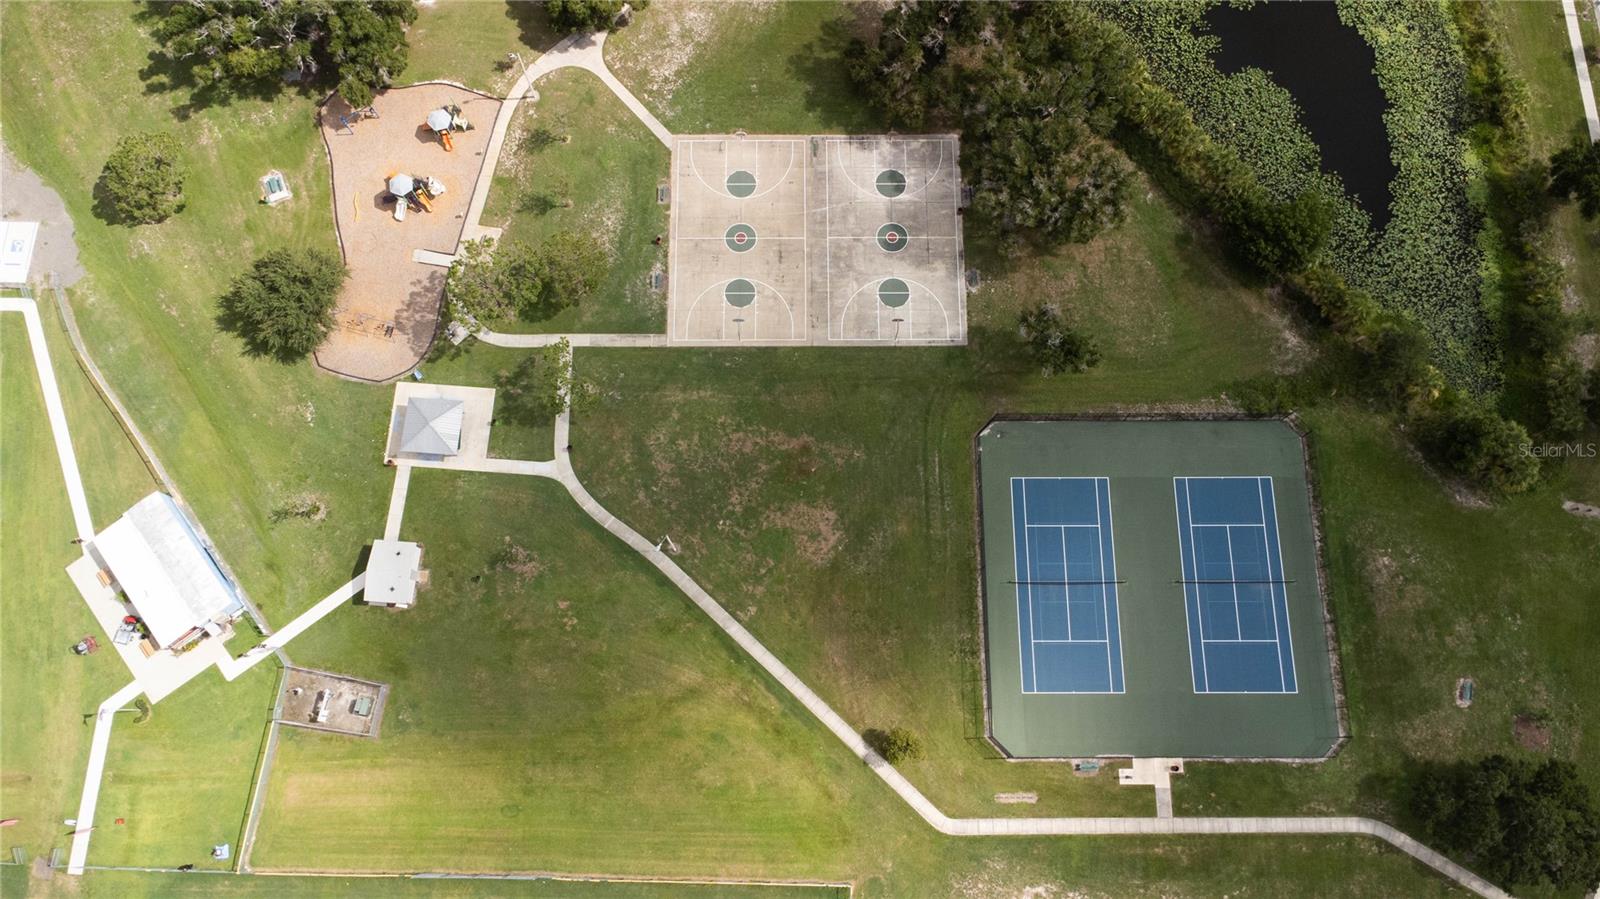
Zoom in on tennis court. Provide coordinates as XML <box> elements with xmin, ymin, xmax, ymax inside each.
<box><xmin>1175</xmin><ymin>476</ymin><xmax>1297</xmax><ymax>694</ymax></box>
<box><xmin>1011</xmin><ymin>477</ymin><xmax>1125</xmax><ymax>694</ymax></box>
<box><xmin>977</xmin><ymin>418</ymin><xmax>1344</xmax><ymax>759</ymax></box>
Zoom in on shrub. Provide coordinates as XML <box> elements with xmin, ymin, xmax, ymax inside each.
<box><xmin>864</xmin><ymin>727</ymin><xmax>924</xmax><ymax>765</ymax></box>
<box><xmin>1540</xmin><ymin>358</ymin><xmax>1590</xmax><ymax>438</ymax></box>
<box><xmin>1412</xmin><ymin>756</ymin><xmax>1600</xmax><ymax>890</ymax></box>
<box><xmin>1589</xmin><ymin>368</ymin><xmax>1600</xmax><ymax>425</ymax></box>
<box><xmin>219</xmin><ymin>249</ymin><xmax>347</xmax><ymax>360</ymax></box>
<box><xmin>545</xmin><ymin>0</ymin><xmax>648</xmax><ymax>33</ymax></box>
<box><xmin>1414</xmin><ymin>399</ymin><xmax>1539</xmax><ymax>494</ymax></box>
<box><xmin>1220</xmin><ymin>190</ymin><xmax>1332</xmax><ymax>278</ymax></box>
<box><xmin>1018</xmin><ymin>304</ymin><xmax>1101</xmax><ymax>375</ymax></box>
<box><xmin>97</xmin><ymin>132</ymin><xmax>186</xmax><ymax>225</ymax></box>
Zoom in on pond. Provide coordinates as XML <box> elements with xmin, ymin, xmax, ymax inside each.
<box><xmin>1205</xmin><ymin>0</ymin><xmax>1396</xmax><ymax>229</ymax></box>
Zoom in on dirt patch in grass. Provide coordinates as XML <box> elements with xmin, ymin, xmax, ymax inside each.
<box><xmin>763</xmin><ymin>502</ymin><xmax>842</xmax><ymax>565</ymax></box>
<box><xmin>1513</xmin><ymin>713</ymin><xmax>1552</xmax><ymax>752</ymax></box>
<box><xmin>494</xmin><ymin>538</ymin><xmax>544</xmax><ymax>585</ymax></box>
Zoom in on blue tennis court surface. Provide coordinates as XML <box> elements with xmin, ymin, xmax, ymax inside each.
<box><xmin>1174</xmin><ymin>477</ymin><xmax>1297</xmax><ymax>694</ymax></box>
<box><xmin>1010</xmin><ymin>477</ymin><xmax>1125</xmax><ymax>693</ymax></box>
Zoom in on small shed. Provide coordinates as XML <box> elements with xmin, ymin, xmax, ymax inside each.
<box><xmin>0</xmin><ymin>221</ymin><xmax>39</xmax><ymax>286</ymax></box>
<box><xmin>398</xmin><ymin>397</ymin><xmax>464</xmax><ymax>457</ymax></box>
<box><xmin>365</xmin><ymin>539</ymin><xmax>423</xmax><ymax>608</ymax></box>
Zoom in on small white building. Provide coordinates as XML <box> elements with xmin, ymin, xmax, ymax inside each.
<box><xmin>89</xmin><ymin>492</ymin><xmax>245</xmax><ymax>651</ymax></box>
<box><xmin>365</xmin><ymin>539</ymin><xmax>424</xmax><ymax>608</ymax></box>
<box><xmin>0</xmin><ymin>221</ymin><xmax>39</xmax><ymax>286</ymax></box>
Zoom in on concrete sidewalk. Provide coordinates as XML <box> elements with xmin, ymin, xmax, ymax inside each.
<box><xmin>1562</xmin><ymin>0</ymin><xmax>1600</xmax><ymax>140</ymax></box>
<box><xmin>66</xmin><ymin>680</ymin><xmax>143</xmax><ymax>874</ymax></box>
<box><xmin>2</xmin><ymin>297</ymin><xmax>93</xmax><ymax>539</ymax></box>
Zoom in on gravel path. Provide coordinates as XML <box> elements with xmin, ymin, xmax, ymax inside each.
<box><xmin>1</xmin><ymin>144</ymin><xmax>86</xmax><ymax>287</ymax></box>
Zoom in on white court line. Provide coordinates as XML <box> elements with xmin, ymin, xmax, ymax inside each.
<box><xmin>683</xmin><ymin>138</ymin><xmax>802</xmax><ymax>201</ymax></box>
<box><xmin>827</xmin><ymin>138</ymin><xmax>952</xmax><ymax>201</ymax></box>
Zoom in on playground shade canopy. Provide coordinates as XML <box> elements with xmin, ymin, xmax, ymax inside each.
<box><xmin>388</xmin><ymin>174</ymin><xmax>416</xmax><ymax>196</ymax></box>
<box><xmin>398</xmin><ymin>397</ymin><xmax>464</xmax><ymax>456</ymax></box>
<box><xmin>427</xmin><ymin>108</ymin><xmax>453</xmax><ymax>132</ymax></box>
<box><xmin>90</xmin><ymin>492</ymin><xmax>244</xmax><ymax>648</ymax></box>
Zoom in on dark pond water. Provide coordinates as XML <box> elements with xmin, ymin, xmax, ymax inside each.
<box><xmin>1205</xmin><ymin>0</ymin><xmax>1396</xmax><ymax>229</ymax></box>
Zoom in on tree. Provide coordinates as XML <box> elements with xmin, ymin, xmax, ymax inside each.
<box><xmin>1018</xmin><ymin>304</ymin><xmax>1101</xmax><ymax>375</ymax></box>
<box><xmin>849</xmin><ymin>2</ymin><xmax>1137</xmax><ymax>245</ymax></box>
<box><xmin>148</xmin><ymin>1</ymin><xmax>417</xmax><ymax>106</ymax></box>
<box><xmin>535</xmin><ymin>230</ymin><xmax>607</xmax><ymax>311</ymax></box>
<box><xmin>1540</xmin><ymin>358</ymin><xmax>1589</xmax><ymax>437</ymax></box>
<box><xmin>445</xmin><ymin>231</ymin><xmax>607</xmax><ymax>326</ymax></box>
<box><xmin>863</xmin><ymin>727</ymin><xmax>924</xmax><ymax>764</ymax></box>
<box><xmin>494</xmin><ymin>339</ymin><xmax>592</xmax><ymax>423</ymax></box>
<box><xmin>545</xmin><ymin>0</ymin><xmax>649</xmax><ymax>34</ymax></box>
<box><xmin>1221</xmin><ymin>190</ymin><xmax>1332</xmax><ymax>277</ymax></box>
<box><xmin>1412</xmin><ymin>756</ymin><xmax>1600</xmax><ymax>890</ymax></box>
<box><xmin>97</xmin><ymin>132</ymin><xmax>187</xmax><ymax>225</ymax></box>
<box><xmin>966</xmin><ymin>116</ymin><xmax>1135</xmax><ymax>242</ymax></box>
<box><xmin>1548</xmin><ymin>135</ymin><xmax>1600</xmax><ymax>219</ymax></box>
<box><xmin>1415</xmin><ymin>400</ymin><xmax>1540</xmax><ymax>494</ymax></box>
<box><xmin>219</xmin><ymin>249</ymin><xmax>347</xmax><ymax>360</ymax></box>
<box><xmin>1588</xmin><ymin>367</ymin><xmax>1600</xmax><ymax>426</ymax></box>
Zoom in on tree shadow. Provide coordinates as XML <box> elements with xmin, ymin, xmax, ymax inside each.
<box><xmin>492</xmin><ymin>352</ymin><xmax>562</xmax><ymax>426</ymax></box>
<box><xmin>518</xmin><ymin>191</ymin><xmax>565</xmax><ymax>215</ymax></box>
<box><xmin>504</xmin><ymin>1</ymin><xmax>562</xmax><ymax>55</ymax></box>
<box><xmin>786</xmin><ymin>5</ymin><xmax>885</xmax><ymax>132</ymax></box>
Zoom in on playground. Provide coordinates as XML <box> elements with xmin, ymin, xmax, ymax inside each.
<box><xmin>314</xmin><ymin>84</ymin><xmax>501</xmax><ymax>382</ymax></box>
<box><xmin>667</xmin><ymin>134</ymin><xmax>966</xmax><ymax>345</ymax></box>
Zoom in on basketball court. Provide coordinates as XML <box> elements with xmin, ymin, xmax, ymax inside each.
<box><xmin>668</xmin><ymin>134</ymin><xmax>966</xmax><ymax>346</ymax></box>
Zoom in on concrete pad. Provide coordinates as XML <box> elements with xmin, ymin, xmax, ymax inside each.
<box><xmin>65</xmin><ymin>554</ymin><xmax>233</xmax><ymax>704</ymax></box>
<box><xmin>314</xmin><ymin>84</ymin><xmax>503</xmax><ymax>382</ymax></box>
<box><xmin>384</xmin><ymin>381</ymin><xmax>496</xmax><ymax>469</ymax></box>
<box><xmin>666</xmin><ymin>134</ymin><xmax>965</xmax><ymax>346</ymax></box>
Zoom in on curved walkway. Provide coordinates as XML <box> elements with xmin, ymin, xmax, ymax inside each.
<box><xmin>542</xmin><ymin>399</ymin><xmax>1507</xmax><ymax>899</ymax></box>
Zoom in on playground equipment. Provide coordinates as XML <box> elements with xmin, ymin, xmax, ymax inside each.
<box><xmin>384</xmin><ymin>172</ymin><xmax>446</xmax><ymax>222</ymax></box>
<box><xmin>425</xmin><ymin>104</ymin><xmax>473</xmax><ymax>152</ymax></box>
<box><xmin>259</xmin><ymin>169</ymin><xmax>292</xmax><ymax>206</ymax></box>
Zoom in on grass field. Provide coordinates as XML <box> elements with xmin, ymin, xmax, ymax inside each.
<box><xmin>1494</xmin><ymin>1</ymin><xmax>1600</xmax><ymax>328</ymax></box>
<box><xmin>605</xmin><ymin>1</ymin><xmax>879</xmax><ymax>135</ymax></box>
<box><xmin>403</xmin><ymin>0</ymin><xmax>560</xmax><ymax>95</ymax></box>
<box><xmin>0</xmin><ymin>1</ymin><xmax>1588</xmax><ymax>896</ymax></box>
<box><xmin>0</xmin><ymin>307</ymin><xmax>151</xmax><ymax>863</ymax></box>
<box><xmin>479</xmin><ymin>68</ymin><xmax>670</xmax><ymax>334</ymax></box>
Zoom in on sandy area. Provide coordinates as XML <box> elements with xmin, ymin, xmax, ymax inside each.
<box><xmin>313</xmin><ymin>84</ymin><xmax>501</xmax><ymax>382</ymax></box>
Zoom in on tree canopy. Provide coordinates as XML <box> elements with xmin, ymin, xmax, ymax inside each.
<box><xmin>1548</xmin><ymin>135</ymin><xmax>1600</xmax><ymax>220</ymax></box>
<box><xmin>97</xmin><ymin>132</ymin><xmax>187</xmax><ymax>225</ymax></box>
<box><xmin>148</xmin><ymin>1</ymin><xmax>417</xmax><ymax>107</ymax></box>
<box><xmin>545</xmin><ymin>0</ymin><xmax>649</xmax><ymax>34</ymax></box>
<box><xmin>219</xmin><ymin>248</ymin><xmax>347</xmax><ymax>360</ymax></box>
<box><xmin>1412</xmin><ymin>755</ymin><xmax>1600</xmax><ymax>890</ymax></box>
<box><xmin>1018</xmin><ymin>304</ymin><xmax>1102</xmax><ymax>375</ymax></box>
<box><xmin>850</xmin><ymin>2</ymin><xmax>1136</xmax><ymax>245</ymax></box>
<box><xmin>446</xmin><ymin>232</ymin><xmax>608</xmax><ymax>326</ymax></box>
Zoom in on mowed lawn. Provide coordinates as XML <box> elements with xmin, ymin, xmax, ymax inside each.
<box><xmin>480</xmin><ymin>68</ymin><xmax>670</xmax><ymax>334</ymax></box>
<box><xmin>1494</xmin><ymin>1</ymin><xmax>1600</xmax><ymax>327</ymax></box>
<box><xmin>0</xmin><ymin>309</ymin><xmax>150</xmax><ymax>863</ymax></box>
<box><xmin>403</xmin><ymin>0</ymin><xmax>561</xmax><ymax>95</ymax></box>
<box><xmin>565</xmin><ymin>184</ymin><xmax>1288</xmax><ymax>820</ymax></box>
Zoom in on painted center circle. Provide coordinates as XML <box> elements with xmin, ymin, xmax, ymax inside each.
<box><xmin>724</xmin><ymin>278</ymin><xmax>757</xmax><ymax>308</ymax></box>
<box><xmin>876</xmin><ymin>222</ymin><xmax>908</xmax><ymax>253</ymax></box>
<box><xmin>725</xmin><ymin>223</ymin><xmax>757</xmax><ymax>252</ymax></box>
<box><xmin>726</xmin><ymin>170</ymin><xmax>757</xmax><ymax>198</ymax></box>
<box><xmin>876</xmin><ymin>169</ymin><xmax>907</xmax><ymax>198</ymax></box>
<box><xmin>878</xmin><ymin>278</ymin><xmax>910</xmax><ymax>308</ymax></box>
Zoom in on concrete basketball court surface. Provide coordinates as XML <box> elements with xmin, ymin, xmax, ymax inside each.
<box><xmin>314</xmin><ymin>84</ymin><xmax>502</xmax><ymax>382</ymax></box>
<box><xmin>668</xmin><ymin>134</ymin><xmax>966</xmax><ymax>346</ymax></box>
